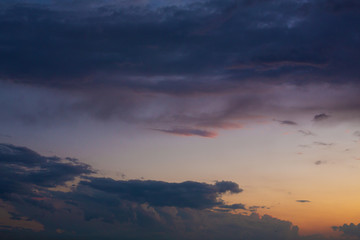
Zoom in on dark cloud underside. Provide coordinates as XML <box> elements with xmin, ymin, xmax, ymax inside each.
<box><xmin>0</xmin><ymin>0</ymin><xmax>359</xmax><ymax>134</ymax></box>
<box><xmin>0</xmin><ymin>143</ymin><xmax>269</xmax><ymax>240</ymax></box>
<box><xmin>0</xmin><ymin>0</ymin><xmax>360</xmax><ymax>89</ymax></box>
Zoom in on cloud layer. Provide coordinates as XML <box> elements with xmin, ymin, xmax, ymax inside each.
<box><xmin>0</xmin><ymin>143</ymin><xmax>338</xmax><ymax>240</ymax></box>
<box><xmin>1</xmin><ymin>0</ymin><xmax>360</xmax><ymax>86</ymax></box>
<box><xmin>0</xmin><ymin>0</ymin><xmax>360</xmax><ymax>135</ymax></box>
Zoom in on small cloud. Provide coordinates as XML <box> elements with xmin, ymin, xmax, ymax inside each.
<box><xmin>298</xmin><ymin>144</ymin><xmax>311</xmax><ymax>148</ymax></box>
<box><xmin>298</xmin><ymin>130</ymin><xmax>315</xmax><ymax>136</ymax></box>
<box><xmin>219</xmin><ymin>203</ymin><xmax>246</xmax><ymax>211</ymax></box>
<box><xmin>313</xmin><ymin>141</ymin><xmax>333</xmax><ymax>146</ymax></box>
<box><xmin>296</xmin><ymin>200</ymin><xmax>311</xmax><ymax>203</ymax></box>
<box><xmin>153</xmin><ymin>128</ymin><xmax>217</xmax><ymax>138</ymax></box>
<box><xmin>274</xmin><ymin>119</ymin><xmax>297</xmax><ymax>125</ymax></box>
<box><xmin>313</xmin><ymin>113</ymin><xmax>330</xmax><ymax>122</ymax></box>
<box><xmin>248</xmin><ymin>206</ymin><xmax>267</xmax><ymax>212</ymax></box>
<box><xmin>314</xmin><ymin>160</ymin><xmax>326</xmax><ymax>165</ymax></box>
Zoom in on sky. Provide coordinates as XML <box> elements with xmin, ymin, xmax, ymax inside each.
<box><xmin>1</xmin><ymin>0</ymin><xmax>360</xmax><ymax>239</ymax></box>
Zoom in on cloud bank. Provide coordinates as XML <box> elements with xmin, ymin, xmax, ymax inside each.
<box><xmin>0</xmin><ymin>143</ymin><xmax>342</xmax><ymax>240</ymax></box>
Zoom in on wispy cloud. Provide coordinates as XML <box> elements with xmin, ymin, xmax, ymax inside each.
<box><xmin>298</xmin><ymin>130</ymin><xmax>315</xmax><ymax>136</ymax></box>
<box><xmin>153</xmin><ymin>128</ymin><xmax>218</xmax><ymax>138</ymax></box>
<box><xmin>274</xmin><ymin>119</ymin><xmax>297</xmax><ymax>126</ymax></box>
<box><xmin>313</xmin><ymin>142</ymin><xmax>333</xmax><ymax>147</ymax></box>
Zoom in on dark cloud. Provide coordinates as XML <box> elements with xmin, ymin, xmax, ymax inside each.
<box><xmin>80</xmin><ymin>178</ymin><xmax>241</xmax><ymax>209</ymax></box>
<box><xmin>0</xmin><ymin>143</ymin><xmax>94</xmax><ymax>199</ymax></box>
<box><xmin>219</xmin><ymin>203</ymin><xmax>246</xmax><ymax>210</ymax></box>
<box><xmin>1</xmin><ymin>0</ymin><xmax>360</xmax><ymax>89</ymax></box>
<box><xmin>0</xmin><ymin>0</ymin><xmax>359</xmax><ymax>135</ymax></box>
<box><xmin>325</xmin><ymin>0</ymin><xmax>360</xmax><ymax>13</ymax></box>
<box><xmin>248</xmin><ymin>205</ymin><xmax>267</xmax><ymax>212</ymax></box>
<box><xmin>0</xmin><ymin>143</ymin><xmax>242</xmax><ymax>211</ymax></box>
<box><xmin>0</xmin><ymin>0</ymin><xmax>359</xmax><ymax>133</ymax></box>
<box><xmin>332</xmin><ymin>223</ymin><xmax>360</xmax><ymax>238</ymax></box>
<box><xmin>354</xmin><ymin>131</ymin><xmax>360</xmax><ymax>137</ymax></box>
<box><xmin>0</xmin><ymin>143</ymin><xmax>303</xmax><ymax>240</ymax></box>
<box><xmin>0</xmin><ymin>143</ymin><xmax>347</xmax><ymax>240</ymax></box>
<box><xmin>153</xmin><ymin>128</ymin><xmax>217</xmax><ymax>138</ymax></box>
<box><xmin>313</xmin><ymin>113</ymin><xmax>330</xmax><ymax>122</ymax></box>
<box><xmin>296</xmin><ymin>200</ymin><xmax>311</xmax><ymax>203</ymax></box>
<box><xmin>275</xmin><ymin>120</ymin><xmax>297</xmax><ymax>126</ymax></box>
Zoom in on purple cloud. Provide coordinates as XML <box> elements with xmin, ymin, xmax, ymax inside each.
<box><xmin>153</xmin><ymin>128</ymin><xmax>218</xmax><ymax>138</ymax></box>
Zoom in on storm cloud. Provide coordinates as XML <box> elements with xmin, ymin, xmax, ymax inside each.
<box><xmin>0</xmin><ymin>0</ymin><xmax>360</xmax><ymax>135</ymax></box>
<box><xmin>1</xmin><ymin>0</ymin><xmax>360</xmax><ymax>86</ymax></box>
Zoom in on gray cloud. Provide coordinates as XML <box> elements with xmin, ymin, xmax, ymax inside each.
<box><xmin>275</xmin><ymin>120</ymin><xmax>298</xmax><ymax>126</ymax></box>
<box><xmin>298</xmin><ymin>130</ymin><xmax>315</xmax><ymax>136</ymax></box>
<box><xmin>314</xmin><ymin>160</ymin><xmax>327</xmax><ymax>165</ymax></box>
<box><xmin>313</xmin><ymin>142</ymin><xmax>333</xmax><ymax>147</ymax></box>
<box><xmin>313</xmin><ymin>114</ymin><xmax>330</xmax><ymax>122</ymax></box>
<box><xmin>153</xmin><ymin>128</ymin><xmax>217</xmax><ymax>138</ymax></box>
<box><xmin>0</xmin><ymin>143</ymin><xmax>94</xmax><ymax>199</ymax></box>
<box><xmin>296</xmin><ymin>200</ymin><xmax>311</xmax><ymax>203</ymax></box>
<box><xmin>332</xmin><ymin>223</ymin><xmax>360</xmax><ymax>239</ymax></box>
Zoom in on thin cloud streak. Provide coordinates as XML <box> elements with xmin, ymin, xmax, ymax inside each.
<box><xmin>152</xmin><ymin>128</ymin><xmax>218</xmax><ymax>138</ymax></box>
<box><xmin>274</xmin><ymin>119</ymin><xmax>298</xmax><ymax>126</ymax></box>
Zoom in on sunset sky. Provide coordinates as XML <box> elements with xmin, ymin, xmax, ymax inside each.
<box><xmin>1</xmin><ymin>0</ymin><xmax>360</xmax><ymax>239</ymax></box>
